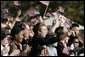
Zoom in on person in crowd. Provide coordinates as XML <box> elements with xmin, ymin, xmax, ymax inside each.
<box><xmin>1</xmin><ymin>8</ymin><xmax>22</xmax><ymax>35</ymax></box>
<box><xmin>69</xmin><ymin>37</ymin><xmax>84</xmax><ymax>56</ymax></box>
<box><xmin>29</xmin><ymin>19</ymin><xmax>60</xmax><ymax>56</ymax></box>
<box><xmin>9</xmin><ymin>21</ymin><xmax>32</xmax><ymax>56</ymax></box>
<box><xmin>57</xmin><ymin>32</ymin><xmax>70</xmax><ymax>56</ymax></box>
<box><xmin>55</xmin><ymin>26</ymin><xmax>64</xmax><ymax>41</ymax></box>
<box><xmin>1</xmin><ymin>32</ymin><xmax>11</xmax><ymax>56</ymax></box>
<box><xmin>46</xmin><ymin>19</ymin><xmax>61</xmax><ymax>56</ymax></box>
<box><xmin>67</xmin><ymin>23</ymin><xmax>83</xmax><ymax>47</ymax></box>
<box><xmin>1</xmin><ymin>18</ymin><xmax>11</xmax><ymax>35</ymax></box>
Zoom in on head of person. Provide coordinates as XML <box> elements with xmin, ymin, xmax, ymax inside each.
<box><xmin>55</xmin><ymin>26</ymin><xmax>64</xmax><ymax>35</ymax></box>
<box><xmin>1</xmin><ymin>31</ymin><xmax>11</xmax><ymax>47</ymax></box>
<box><xmin>70</xmin><ymin>23</ymin><xmax>79</xmax><ymax>36</ymax></box>
<box><xmin>28</xmin><ymin>14</ymin><xmax>40</xmax><ymax>26</ymax></box>
<box><xmin>74</xmin><ymin>38</ymin><xmax>79</xmax><ymax>48</ymax></box>
<box><xmin>8</xmin><ymin>6</ymin><xmax>19</xmax><ymax>18</ymax></box>
<box><xmin>38</xmin><ymin>24</ymin><xmax>48</xmax><ymax>38</ymax></box>
<box><xmin>1</xmin><ymin>13</ymin><xmax>16</xmax><ymax>35</ymax></box>
<box><xmin>10</xmin><ymin>21</ymin><xmax>30</xmax><ymax>42</ymax></box>
<box><xmin>59</xmin><ymin>32</ymin><xmax>69</xmax><ymax>43</ymax></box>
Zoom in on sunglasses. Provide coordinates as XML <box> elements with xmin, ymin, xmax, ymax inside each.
<box><xmin>74</xmin><ymin>42</ymin><xmax>79</xmax><ymax>43</ymax></box>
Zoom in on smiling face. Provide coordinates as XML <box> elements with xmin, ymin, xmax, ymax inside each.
<box><xmin>73</xmin><ymin>27</ymin><xmax>79</xmax><ymax>35</ymax></box>
<box><xmin>41</xmin><ymin>26</ymin><xmax>48</xmax><ymax>36</ymax></box>
<box><xmin>15</xmin><ymin>23</ymin><xmax>31</xmax><ymax>42</ymax></box>
<box><xmin>23</xmin><ymin>25</ymin><xmax>30</xmax><ymax>39</ymax></box>
<box><xmin>74</xmin><ymin>38</ymin><xmax>79</xmax><ymax>47</ymax></box>
<box><xmin>39</xmin><ymin>25</ymin><xmax>48</xmax><ymax>38</ymax></box>
<box><xmin>71</xmin><ymin>24</ymin><xmax>80</xmax><ymax>36</ymax></box>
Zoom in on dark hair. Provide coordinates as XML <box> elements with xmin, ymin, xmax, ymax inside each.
<box><xmin>8</xmin><ymin>6</ymin><xmax>19</xmax><ymax>18</ymax></box>
<box><xmin>74</xmin><ymin>37</ymin><xmax>83</xmax><ymax>47</ymax></box>
<box><xmin>70</xmin><ymin>23</ymin><xmax>79</xmax><ymax>29</ymax></box>
<box><xmin>1</xmin><ymin>18</ymin><xmax>8</xmax><ymax>23</ymax></box>
<box><xmin>59</xmin><ymin>32</ymin><xmax>68</xmax><ymax>41</ymax></box>
<box><xmin>33</xmin><ymin>23</ymin><xmax>40</xmax><ymax>35</ymax></box>
<box><xmin>1</xmin><ymin>32</ymin><xmax>6</xmax><ymax>40</ymax></box>
<box><xmin>10</xmin><ymin>21</ymin><xmax>26</xmax><ymax>40</ymax></box>
<box><xmin>55</xmin><ymin>26</ymin><xmax>65</xmax><ymax>41</ymax></box>
<box><xmin>33</xmin><ymin>23</ymin><xmax>46</xmax><ymax>35</ymax></box>
<box><xmin>55</xmin><ymin>26</ymin><xmax>64</xmax><ymax>34</ymax></box>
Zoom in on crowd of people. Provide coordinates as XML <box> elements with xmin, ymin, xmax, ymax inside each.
<box><xmin>1</xmin><ymin>5</ymin><xmax>84</xmax><ymax>56</ymax></box>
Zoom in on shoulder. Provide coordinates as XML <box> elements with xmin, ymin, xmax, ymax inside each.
<box><xmin>10</xmin><ymin>41</ymin><xmax>18</xmax><ymax>50</ymax></box>
<box><xmin>57</xmin><ymin>42</ymin><xmax>64</xmax><ymax>47</ymax></box>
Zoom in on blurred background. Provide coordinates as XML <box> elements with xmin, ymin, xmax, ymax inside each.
<box><xmin>1</xmin><ymin>1</ymin><xmax>84</xmax><ymax>25</ymax></box>
<box><xmin>1</xmin><ymin>1</ymin><xmax>84</xmax><ymax>41</ymax></box>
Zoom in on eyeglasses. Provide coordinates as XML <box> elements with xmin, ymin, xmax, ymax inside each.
<box><xmin>74</xmin><ymin>42</ymin><xmax>79</xmax><ymax>43</ymax></box>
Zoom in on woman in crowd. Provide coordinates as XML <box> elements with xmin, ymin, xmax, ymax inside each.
<box><xmin>29</xmin><ymin>18</ymin><xmax>60</xmax><ymax>56</ymax></box>
<box><xmin>9</xmin><ymin>21</ymin><xmax>32</xmax><ymax>56</ymax></box>
<box><xmin>1</xmin><ymin>32</ymin><xmax>10</xmax><ymax>56</ymax></box>
<box><xmin>69</xmin><ymin>37</ymin><xmax>84</xmax><ymax>56</ymax></box>
<box><xmin>57</xmin><ymin>32</ymin><xmax>70</xmax><ymax>56</ymax></box>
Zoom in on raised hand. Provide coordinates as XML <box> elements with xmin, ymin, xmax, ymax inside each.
<box><xmin>10</xmin><ymin>49</ymin><xmax>20</xmax><ymax>56</ymax></box>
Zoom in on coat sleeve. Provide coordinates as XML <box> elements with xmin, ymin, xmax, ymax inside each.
<box><xmin>38</xmin><ymin>36</ymin><xmax>58</xmax><ymax>46</ymax></box>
